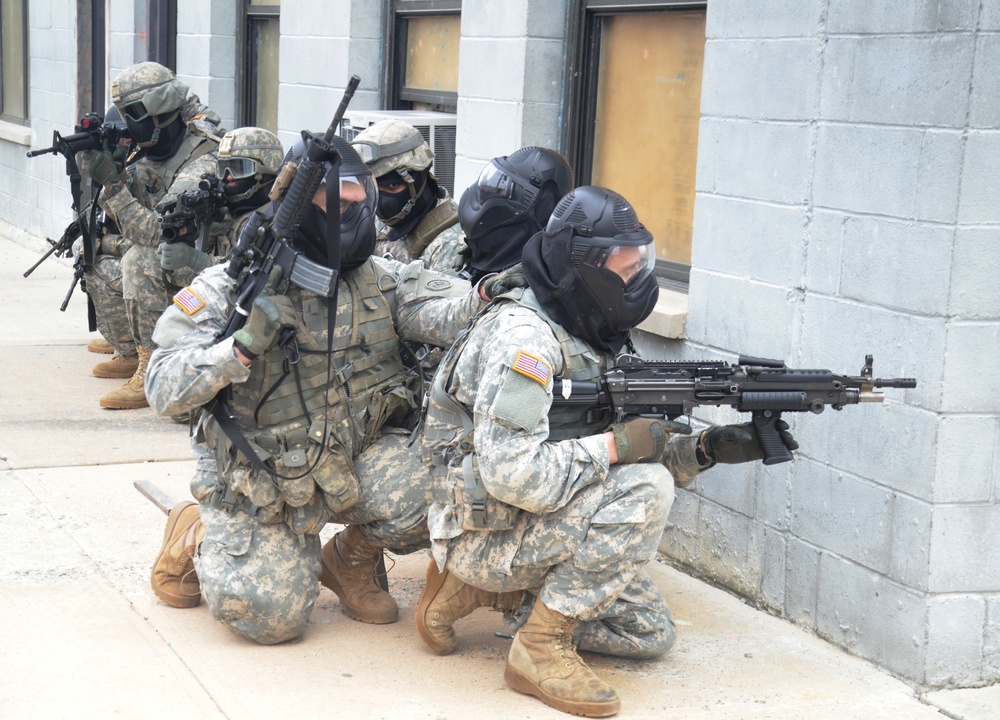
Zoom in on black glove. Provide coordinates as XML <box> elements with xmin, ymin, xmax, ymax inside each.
<box><xmin>610</xmin><ymin>416</ymin><xmax>692</xmax><ymax>464</ymax></box>
<box><xmin>232</xmin><ymin>294</ymin><xmax>296</xmax><ymax>360</ymax></box>
<box><xmin>479</xmin><ymin>264</ymin><xmax>528</xmax><ymax>301</ymax></box>
<box><xmin>701</xmin><ymin>420</ymin><xmax>798</xmax><ymax>465</ymax></box>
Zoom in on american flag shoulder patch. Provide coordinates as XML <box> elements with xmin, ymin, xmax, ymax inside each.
<box><xmin>173</xmin><ymin>286</ymin><xmax>206</xmax><ymax>315</ymax></box>
<box><xmin>512</xmin><ymin>350</ymin><xmax>551</xmax><ymax>386</ymax></box>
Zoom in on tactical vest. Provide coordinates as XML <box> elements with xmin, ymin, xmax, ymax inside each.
<box><xmin>408</xmin><ymin>198</ymin><xmax>459</xmax><ymax>259</ymax></box>
<box><xmin>423</xmin><ymin>289</ymin><xmax>612</xmax><ymax>530</ymax></box>
<box><xmin>204</xmin><ymin>260</ymin><xmax>414</xmax><ymax>534</ymax></box>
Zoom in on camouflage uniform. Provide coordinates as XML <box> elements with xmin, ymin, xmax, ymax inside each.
<box><xmin>423</xmin><ymin>289</ymin><xmax>709</xmax><ymax>659</ymax></box>
<box><xmin>146</xmin><ymin>258</ymin><xmax>484</xmax><ymax>643</ymax></box>
<box><xmin>373</xmin><ymin>201</ymin><xmax>467</xmax><ymax>275</ymax></box>
<box><xmin>84</xmin><ymin>228</ymin><xmax>135</xmax><ymax>356</ymax></box>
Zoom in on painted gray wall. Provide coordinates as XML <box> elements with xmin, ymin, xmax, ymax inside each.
<box><xmin>1</xmin><ymin>0</ymin><xmax>996</xmax><ymax>692</ymax></box>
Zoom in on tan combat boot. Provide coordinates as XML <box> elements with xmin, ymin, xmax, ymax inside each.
<box><xmin>92</xmin><ymin>353</ymin><xmax>139</xmax><ymax>378</ymax></box>
<box><xmin>87</xmin><ymin>336</ymin><xmax>114</xmax><ymax>354</ymax></box>
<box><xmin>151</xmin><ymin>501</ymin><xmax>204</xmax><ymax>608</ymax></box>
<box><xmin>319</xmin><ymin>525</ymin><xmax>398</xmax><ymax>624</ymax></box>
<box><xmin>505</xmin><ymin>600</ymin><xmax>620</xmax><ymax>717</ymax></box>
<box><xmin>415</xmin><ymin>557</ymin><xmax>523</xmax><ymax>655</ymax></box>
<box><xmin>99</xmin><ymin>345</ymin><xmax>152</xmax><ymax>409</ymax></box>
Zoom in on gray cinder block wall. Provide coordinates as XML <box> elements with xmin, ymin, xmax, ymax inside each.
<box><xmin>645</xmin><ymin>0</ymin><xmax>1000</xmax><ymax>690</ymax></box>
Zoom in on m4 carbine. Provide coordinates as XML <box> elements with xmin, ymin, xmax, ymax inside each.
<box><xmin>551</xmin><ymin>354</ymin><xmax>917</xmax><ymax>465</ymax></box>
<box><xmin>156</xmin><ymin>174</ymin><xmax>227</xmax><ymax>252</ymax></box>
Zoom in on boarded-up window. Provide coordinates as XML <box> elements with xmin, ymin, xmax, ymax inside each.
<box><xmin>1</xmin><ymin>0</ymin><xmax>29</xmax><ymax>123</ymax></box>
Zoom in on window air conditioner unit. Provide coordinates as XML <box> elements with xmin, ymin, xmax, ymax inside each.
<box><xmin>340</xmin><ymin>110</ymin><xmax>458</xmax><ymax>197</ymax></box>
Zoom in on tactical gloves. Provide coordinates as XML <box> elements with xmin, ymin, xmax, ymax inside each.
<box><xmin>479</xmin><ymin>265</ymin><xmax>528</xmax><ymax>302</ymax></box>
<box><xmin>701</xmin><ymin>420</ymin><xmax>798</xmax><ymax>465</ymax></box>
<box><xmin>158</xmin><ymin>241</ymin><xmax>212</xmax><ymax>273</ymax></box>
<box><xmin>80</xmin><ymin>150</ymin><xmax>121</xmax><ymax>185</ymax></box>
<box><xmin>610</xmin><ymin>416</ymin><xmax>692</xmax><ymax>464</ymax></box>
<box><xmin>232</xmin><ymin>294</ymin><xmax>297</xmax><ymax>360</ymax></box>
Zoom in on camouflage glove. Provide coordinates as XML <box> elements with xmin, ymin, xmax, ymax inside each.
<box><xmin>232</xmin><ymin>294</ymin><xmax>297</xmax><ymax>360</ymax></box>
<box><xmin>80</xmin><ymin>149</ymin><xmax>120</xmax><ymax>185</ymax></box>
<box><xmin>479</xmin><ymin>264</ymin><xmax>528</xmax><ymax>302</ymax></box>
<box><xmin>610</xmin><ymin>416</ymin><xmax>692</xmax><ymax>464</ymax></box>
<box><xmin>158</xmin><ymin>241</ymin><xmax>212</xmax><ymax>273</ymax></box>
<box><xmin>701</xmin><ymin>421</ymin><xmax>798</xmax><ymax>465</ymax></box>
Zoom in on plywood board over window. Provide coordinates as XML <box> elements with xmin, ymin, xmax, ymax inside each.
<box><xmin>591</xmin><ymin>11</ymin><xmax>705</xmax><ymax>267</ymax></box>
<box><xmin>405</xmin><ymin>15</ymin><xmax>460</xmax><ymax>93</ymax></box>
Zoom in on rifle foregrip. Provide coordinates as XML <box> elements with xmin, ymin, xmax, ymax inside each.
<box><xmin>752</xmin><ymin>411</ymin><xmax>794</xmax><ymax>465</ymax></box>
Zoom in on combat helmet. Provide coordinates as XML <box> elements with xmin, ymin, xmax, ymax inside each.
<box><xmin>110</xmin><ymin>62</ymin><xmax>189</xmax><ymax>148</ymax></box>
<box><xmin>217</xmin><ymin>127</ymin><xmax>284</xmax><ymax>211</ymax></box>
<box><xmin>350</xmin><ymin>119</ymin><xmax>434</xmax><ymax>179</ymax></box>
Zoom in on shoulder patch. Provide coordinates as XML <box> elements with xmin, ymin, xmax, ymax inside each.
<box><xmin>173</xmin><ymin>286</ymin><xmax>206</xmax><ymax>315</ymax></box>
<box><xmin>511</xmin><ymin>350</ymin><xmax>551</xmax><ymax>386</ymax></box>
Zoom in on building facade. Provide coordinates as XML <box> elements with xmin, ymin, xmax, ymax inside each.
<box><xmin>0</xmin><ymin>0</ymin><xmax>996</xmax><ymax>691</ymax></box>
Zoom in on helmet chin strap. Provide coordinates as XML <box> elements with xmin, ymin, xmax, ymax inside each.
<box><xmin>383</xmin><ymin>168</ymin><xmax>425</xmax><ymax>225</ymax></box>
<box><xmin>136</xmin><ymin>110</ymin><xmax>181</xmax><ymax>148</ymax></box>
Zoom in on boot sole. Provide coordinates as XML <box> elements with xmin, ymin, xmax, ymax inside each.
<box><xmin>414</xmin><ymin>559</ymin><xmax>456</xmax><ymax>655</ymax></box>
<box><xmin>151</xmin><ymin>501</ymin><xmax>201</xmax><ymax>609</ymax></box>
<box><xmin>319</xmin><ymin>550</ymin><xmax>399</xmax><ymax>625</ymax></box>
<box><xmin>93</xmin><ymin>368</ymin><xmax>138</xmax><ymax>379</ymax></box>
<box><xmin>504</xmin><ymin>662</ymin><xmax>621</xmax><ymax>718</ymax></box>
<box><xmin>88</xmin><ymin>341</ymin><xmax>115</xmax><ymax>354</ymax></box>
<box><xmin>100</xmin><ymin>399</ymin><xmax>149</xmax><ymax>409</ymax></box>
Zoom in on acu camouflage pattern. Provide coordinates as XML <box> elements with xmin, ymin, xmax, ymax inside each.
<box><xmin>146</xmin><ymin>258</ymin><xmax>484</xmax><ymax>642</ymax></box>
<box><xmin>373</xmin><ymin>194</ymin><xmax>467</xmax><ymax>275</ymax></box>
<box><xmin>98</xmin><ymin>94</ymin><xmax>227</xmax><ymax>347</ymax></box>
<box><xmin>423</xmin><ymin>289</ymin><xmax>707</xmax><ymax>657</ymax></box>
<box><xmin>351</xmin><ymin>118</ymin><xmax>434</xmax><ymax>178</ymax></box>
<box><xmin>218</xmin><ymin>126</ymin><xmax>284</xmax><ymax>174</ymax></box>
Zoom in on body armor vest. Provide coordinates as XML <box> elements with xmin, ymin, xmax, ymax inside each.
<box><xmin>423</xmin><ymin>289</ymin><xmax>612</xmax><ymax>530</ymax></box>
<box><xmin>205</xmin><ymin>260</ymin><xmax>414</xmax><ymax>534</ymax></box>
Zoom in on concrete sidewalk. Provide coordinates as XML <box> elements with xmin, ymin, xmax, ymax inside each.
<box><xmin>1</xmin><ymin>233</ymin><xmax>996</xmax><ymax>720</ymax></box>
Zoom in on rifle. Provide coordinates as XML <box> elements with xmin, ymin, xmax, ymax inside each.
<box><xmin>26</xmin><ymin>112</ymin><xmax>128</xmax><ymax>329</ymax></box>
<box><xmin>22</xmin><ymin>213</ymin><xmax>84</xmax><ymax>278</ymax></box>
<box><xmin>220</xmin><ymin>74</ymin><xmax>360</xmax><ymax>340</ymax></box>
<box><xmin>551</xmin><ymin>354</ymin><xmax>917</xmax><ymax>465</ymax></box>
<box><xmin>156</xmin><ymin>174</ymin><xmax>227</xmax><ymax>252</ymax></box>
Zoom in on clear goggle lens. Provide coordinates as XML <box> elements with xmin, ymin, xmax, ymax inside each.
<box><xmin>121</xmin><ymin>101</ymin><xmax>150</xmax><ymax>123</ymax></box>
<box><xmin>218</xmin><ymin>157</ymin><xmax>260</xmax><ymax>181</ymax></box>
<box><xmin>599</xmin><ymin>241</ymin><xmax>657</xmax><ymax>286</ymax></box>
<box><xmin>475</xmin><ymin>163</ymin><xmax>513</xmax><ymax>202</ymax></box>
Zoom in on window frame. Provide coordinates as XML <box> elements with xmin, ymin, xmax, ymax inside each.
<box><xmin>566</xmin><ymin>0</ymin><xmax>707</xmax><ymax>291</ymax></box>
<box><xmin>0</xmin><ymin>0</ymin><xmax>30</xmax><ymax>125</ymax></box>
<box><xmin>237</xmin><ymin>1</ymin><xmax>280</xmax><ymax>130</ymax></box>
<box><xmin>147</xmin><ymin>0</ymin><xmax>178</xmax><ymax>72</ymax></box>
<box><xmin>387</xmin><ymin>0</ymin><xmax>461</xmax><ymax>113</ymax></box>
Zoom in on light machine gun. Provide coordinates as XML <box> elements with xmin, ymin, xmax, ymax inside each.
<box><xmin>551</xmin><ymin>354</ymin><xmax>917</xmax><ymax>465</ymax></box>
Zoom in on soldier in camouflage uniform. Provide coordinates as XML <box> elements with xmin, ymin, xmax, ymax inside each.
<box><xmin>415</xmin><ymin>186</ymin><xmax>799</xmax><ymax>716</ymax></box>
<box><xmin>145</xmin><ymin>137</ymin><xmax>508</xmax><ymax>645</ymax></box>
<box><xmin>80</xmin><ymin>62</ymin><xmax>227</xmax><ymax>410</ymax></box>
<box><xmin>350</xmin><ymin>119</ymin><xmax>465</xmax><ymax>274</ymax></box>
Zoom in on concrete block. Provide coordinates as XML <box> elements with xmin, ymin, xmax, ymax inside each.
<box><xmin>986</xmin><ymin>598</ymin><xmax>1000</xmax><ymax>679</ymax></box>
<box><xmin>820</xmin><ymin>36</ymin><xmax>973</xmax><ymax>128</ymax></box>
<box><xmin>686</xmin><ymin>272</ymin><xmax>799</xmax><ymax>360</ymax></box>
<box><xmin>526</xmin><ymin>0</ymin><xmax>570</xmax><ymax>39</ymax></box>
<box><xmin>797</xmin><ymin>293</ymin><xmax>943</xmax><ymax>415</ymax></box>
<box><xmin>791</xmin><ymin>459</ymin><xmax>894</xmax><ymax>573</ymax></box>
<box><xmin>523</xmin><ymin>39</ymin><xmax>565</xmax><ymax>105</ymax></box>
<box><xmin>984</xmin><ymin>1</ymin><xmax>1000</xmax><ymax>30</ymax></box>
<box><xmin>520</xmin><ymin>101</ymin><xmax>561</xmax><ymax>151</ymax></box>
<box><xmin>696</xmin><ymin>118</ymin><xmax>811</xmax><ymax>204</ymax></box>
<box><xmin>696</xmin><ymin>500</ymin><xmax>758</xmax><ymax>598</ymax></box>
<box><xmin>929</xmin><ymin>503</ymin><xmax>1000</xmax><ymax>592</ymax></box>
<box><xmin>692</xmin><ymin>195</ymin><xmax>806</xmax><ymax>286</ymax></box>
<box><xmin>933</xmin><ymin>416</ymin><xmax>997</xmax><ymax>503</ymax></box>
<box><xmin>210</xmin><ymin>0</ymin><xmax>237</xmax><ymax>35</ymax></box>
<box><xmin>757</xmin><ymin>464</ymin><xmax>792</xmax><ymax>532</ymax></box>
<box><xmin>950</xmin><ymin>227</ymin><xmax>1000</xmax><ymax>320</ymax></box>
<box><xmin>914</xmin><ymin>130</ymin><xmax>966</xmax><ymax>224</ymax></box>
<box><xmin>455</xmin><ymin>98</ymin><xmax>522</xmax><ymax>162</ymax></box>
<box><xmin>706</xmin><ymin>0</ymin><xmax>823</xmax><ymax>39</ymax></box>
<box><xmin>888</xmin><ymin>493</ymin><xmax>933</xmax><ymax>591</ymax></box>
<box><xmin>348</xmin><ymin>38</ymin><xmax>383</xmax><ymax>90</ymax></box>
<box><xmin>814</xmin><ymin>124</ymin><xmax>962</xmax><ymax>222</ymax></box>
<box><xmin>177</xmin><ymin>3</ymin><xmax>212</xmax><ymax>34</ymax></box>
<box><xmin>758</xmin><ymin>526</ymin><xmax>787</xmax><ymax>611</ymax></box>
<box><xmin>958</xmin><ymin>130</ymin><xmax>1000</xmax><ymax>224</ymax></box>
<box><xmin>925</xmin><ymin>595</ymin><xmax>986</xmax><ymax>686</ymax></box>
<box><xmin>696</xmin><ymin>460</ymin><xmax>756</xmax><ymax>516</ymax></box>
<box><xmin>971</xmin><ymin>35</ymin><xmax>1000</xmax><ymax>127</ymax></box>
<box><xmin>282</xmin><ymin>2</ymin><xmax>351</xmax><ymax>37</ymax></box>
<box><xmin>804</xmin><ymin>209</ymin><xmax>846</xmax><ymax>295</ymax></box>
<box><xmin>826</xmin><ymin>0</ymin><xmax>979</xmax><ymax>32</ymax></box>
<box><xmin>461</xmin><ymin>0</ymin><xmax>528</xmax><ymax>36</ymax></box>
<box><xmin>458</xmin><ymin>38</ymin><xmax>526</xmax><ymax>100</ymax></box>
<box><xmin>283</xmin><ymin>38</ymin><xmax>351</xmax><ymax>87</ymax></box>
<box><xmin>660</xmin><ymin>488</ymin><xmax>700</xmax><ymax>567</ymax></box>
<box><xmin>454</xmin><ymin>156</ymin><xmax>489</xmax><ymax>196</ymax></box>
<box><xmin>785</xmin><ymin>538</ymin><xmax>820</xmax><ymax>624</ymax></box>
<box><xmin>700</xmin><ymin>39</ymin><xmax>820</xmax><ymax>121</ymax></box>
<box><xmin>175</xmin><ymin>37</ymin><xmax>211</xmax><ymax>74</ymax></box>
<box><xmin>350</xmin><ymin>0</ymin><xmax>385</xmax><ymax>39</ymax></box>
<box><xmin>278</xmin><ymin>85</ymin><xmax>343</xmax><ymax>135</ymax></box>
<box><xmin>839</xmin><ymin>216</ymin><xmax>952</xmax><ymax>315</ymax></box>
<box><xmin>942</xmin><ymin>322</ymin><xmax>1000</xmax><ymax>413</ymax></box>
<box><xmin>815</xmin><ymin>554</ymin><xmax>927</xmax><ymax>679</ymax></box>
<box><xmin>209</xmin><ymin>36</ymin><xmax>237</xmax><ymax>78</ymax></box>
